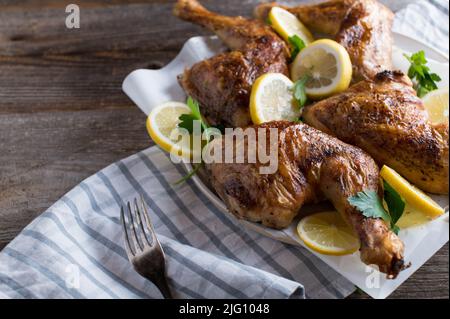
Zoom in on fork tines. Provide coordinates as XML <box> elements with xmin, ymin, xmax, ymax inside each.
<box><xmin>120</xmin><ymin>196</ymin><xmax>159</xmax><ymax>258</ymax></box>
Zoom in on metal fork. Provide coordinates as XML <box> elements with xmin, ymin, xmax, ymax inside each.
<box><xmin>120</xmin><ymin>196</ymin><xmax>173</xmax><ymax>299</ymax></box>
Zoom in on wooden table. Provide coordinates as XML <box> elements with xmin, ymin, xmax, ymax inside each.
<box><xmin>0</xmin><ymin>0</ymin><xmax>448</xmax><ymax>299</ymax></box>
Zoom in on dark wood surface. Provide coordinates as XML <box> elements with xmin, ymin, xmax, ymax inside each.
<box><xmin>0</xmin><ymin>0</ymin><xmax>448</xmax><ymax>299</ymax></box>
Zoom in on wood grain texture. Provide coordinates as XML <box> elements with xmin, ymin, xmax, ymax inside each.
<box><xmin>0</xmin><ymin>0</ymin><xmax>447</xmax><ymax>299</ymax></box>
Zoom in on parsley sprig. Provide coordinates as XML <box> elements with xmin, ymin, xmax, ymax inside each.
<box><xmin>178</xmin><ymin>96</ymin><xmax>209</xmax><ymax>134</ymax></box>
<box><xmin>172</xmin><ymin>97</ymin><xmax>211</xmax><ymax>185</ymax></box>
<box><xmin>404</xmin><ymin>50</ymin><xmax>441</xmax><ymax>97</ymax></box>
<box><xmin>383</xmin><ymin>181</ymin><xmax>405</xmax><ymax>234</ymax></box>
<box><xmin>173</xmin><ymin>163</ymin><xmax>203</xmax><ymax>186</ymax></box>
<box><xmin>292</xmin><ymin>75</ymin><xmax>309</xmax><ymax>108</ymax></box>
<box><xmin>288</xmin><ymin>35</ymin><xmax>306</xmax><ymax>61</ymax></box>
<box><xmin>348</xmin><ymin>181</ymin><xmax>405</xmax><ymax>235</ymax></box>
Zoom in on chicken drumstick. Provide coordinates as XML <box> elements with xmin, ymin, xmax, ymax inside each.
<box><xmin>174</xmin><ymin>0</ymin><xmax>289</xmax><ymax>128</ymax></box>
<box><xmin>206</xmin><ymin>121</ymin><xmax>405</xmax><ymax>278</ymax></box>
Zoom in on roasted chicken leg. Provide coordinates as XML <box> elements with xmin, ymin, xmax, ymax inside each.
<box><xmin>303</xmin><ymin>71</ymin><xmax>449</xmax><ymax>194</ymax></box>
<box><xmin>254</xmin><ymin>0</ymin><xmax>394</xmax><ymax>81</ymax></box>
<box><xmin>174</xmin><ymin>0</ymin><xmax>289</xmax><ymax>127</ymax></box>
<box><xmin>206</xmin><ymin>121</ymin><xmax>405</xmax><ymax>277</ymax></box>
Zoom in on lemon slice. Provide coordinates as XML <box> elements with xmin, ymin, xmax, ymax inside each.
<box><xmin>250</xmin><ymin>73</ymin><xmax>300</xmax><ymax>124</ymax></box>
<box><xmin>297</xmin><ymin>211</ymin><xmax>360</xmax><ymax>256</ymax></box>
<box><xmin>146</xmin><ymin>101</ymin><xmax>194</xmax><ymax>159</ymax></box>
<box><xmin>268</xmin><ymin>7</ymin><xmax>314</xmax><ymax>44</ymax></box>
<box><xmin>290</xmin><ymin>39</ymin><xmax>352</xmax><ymax>99</ymax></box>
<box><xmin>422</xmin><ymin>87</ymin><xmax>449</xmax><ymax>124</ymax></box>
<box><xmin>380</xmin><ymin>165</ymin><xmax>445</xmax><ymax>219</ymax></box>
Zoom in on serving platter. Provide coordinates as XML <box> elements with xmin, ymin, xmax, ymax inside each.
<box><xmin>123</xmin><ymin>33</ymin><xmax>449</xmax><ymax>299</ymax></box>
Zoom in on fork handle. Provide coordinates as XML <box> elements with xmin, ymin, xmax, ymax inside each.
<box><xmin>154</xmin><ymin>276</ymin><xmax>173</xmax><ymax>299</ymax></box>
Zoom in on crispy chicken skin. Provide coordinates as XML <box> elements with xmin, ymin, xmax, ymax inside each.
<box><xmin>206</xmin><ymin>121</ymin><xmax>405</xmax><ymax>277</ymax></box>
<box><xmin>303</xmin><ymin>71</ymin><xmax>449</xmax><ymax>194</ymax></box>
<box><xmin>173</xmin><ymin>0</ymin><xmax>289</xmax><ymax>127</ymax></box>
<box><xmin>254</xmin><ymin>0</ymin><xmax>394</xmax><ymax>81</ymax></box>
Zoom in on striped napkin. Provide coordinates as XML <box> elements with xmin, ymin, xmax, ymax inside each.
<box><xmin>0</xmin><ymin>0</ymin><xmax>448</xmax><ymax>299</ymax></box>
<box><xmin>0</xmin><ymin>147</ymin><xmax>353</xmax><ymax>298</ymax></box>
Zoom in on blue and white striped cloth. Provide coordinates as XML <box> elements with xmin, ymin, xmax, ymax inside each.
<box><xmin>0</xmin><ymin>0</ymin><xmax>448</xmax><ymax>299</ymax></box>
<box><xmin>0</xmin><ymin>147</ymin><xmax>354</xmax><ymax>298</ymax></box>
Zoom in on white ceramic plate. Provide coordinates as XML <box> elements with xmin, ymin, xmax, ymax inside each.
<box><xmin>123</xmin><ymin>33</ymin><xmax>449</xmax><ymax>299</ymax></box>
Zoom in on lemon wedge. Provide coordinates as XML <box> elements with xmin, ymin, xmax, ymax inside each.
<box><xmin>396</xmin><ymin>205</ymin><xmax>434</xmax><ymax>228</ymax></box>
<box><xmin>268</xmin><ymin>7</ymin><xmax>314</xmax><ymax>45</ymax></box>
<box><xmin>146</xmin><ymin>101</ymin><xmax>194</xmax><ymax>160</ymax></box>
<box><xmin>297</xmin><ymin>211</ymin><xmax>360</xmax><ymax>256</ymax></box>
<box><xmin>250</xmin><ymin>73</ymin><xmax>300</xmax><ymax>124</ymax></box>
<box><xmin>380</xmin><ymin>165</ymin><xmax>445</xmax><ymax>219</ymax></box>
<box><xmin>422</xmin><ymin>87</ymin><xmax>449</xmax><ymax>124</ymax></box>
<box><xmin>290</xmin><ymin>39</ymin><xmax>352</xmax><ymax>99</ymax></box>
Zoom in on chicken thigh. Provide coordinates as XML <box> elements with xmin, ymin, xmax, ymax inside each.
<box><xmin>206</xmin><ymin>121</ymin><xmax>405</xmax><ymax>277</ymax></box>
<box><xmin>254</xmin><ymin>0</ymin><xmax>394</xmax><ymax>81</ymax></box>
<box><xmin>303</xmin><ymin>71</ymin><xmax>449</xmax><ymax>194</ymax></box>
<box><xmin>174</xmin><ymin>0</ymin><xmax>289</xmax><ymax>127</ymax></box>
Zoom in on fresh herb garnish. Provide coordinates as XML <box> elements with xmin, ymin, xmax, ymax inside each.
<box><xmin>404</xmin><ymin>50</ymin><xmax>441</xmax><ymax>97</ymax></box>
<box><xmin>292</xmin><ymin>75</ymin><xmax>309</xmax><ymax>108</ymax></box>
<box><xmin>173</xmin><ymin>163</ymin><xmax>203</xmax><ymax>186</ymax></box>
<box><xmin>174</xmin><ymin>97</ymin><xmax>214</xmax><ymax>185</ymax></box>
<box><xmin>348</xmin><ymin>183</ymin><xmax>405</xmax><ymax>235</ymax></box>
<box><xmin>178</xmin><ymin>96</ymin><xmax>209</xmax><ymax>134</ymax></box>
<box><xmin>288</xmin><ymin>35</ymin><xmax>306</xmax><ymax>61</ymax></box>
<box><xmin>348</xmin><ymin>190</ymin><xmax>391</xmax><ymax>222</ymax></box>
<box><xmin>383</xmin><ymin>180</ymin><xmax>405</xmax><ymax>234</ymax></box>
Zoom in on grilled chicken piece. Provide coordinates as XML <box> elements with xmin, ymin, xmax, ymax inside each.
<box><xmin>303</xmin><ymin>71</ymin><xmax>449</xmax><ymax>194</ymax></box>
<box><xmin>206</xmin><ymin>121</ymin><xmax>405</xmax><ymax>277</ymax></box>
<box><xmin>254</xmin><ymin>0</ymin><xmax>394</xmax><ymax>81</ymax></box>
<box><xmin>173</xmin><ymin>0</ymin><xmax>289</xmax><ymax>127</ymax></box>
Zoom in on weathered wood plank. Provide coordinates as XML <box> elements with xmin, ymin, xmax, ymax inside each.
<box><xmin>0</xmin><ymin>109</ymin><xmax>152</xmax><ymax>249</ymax></box>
